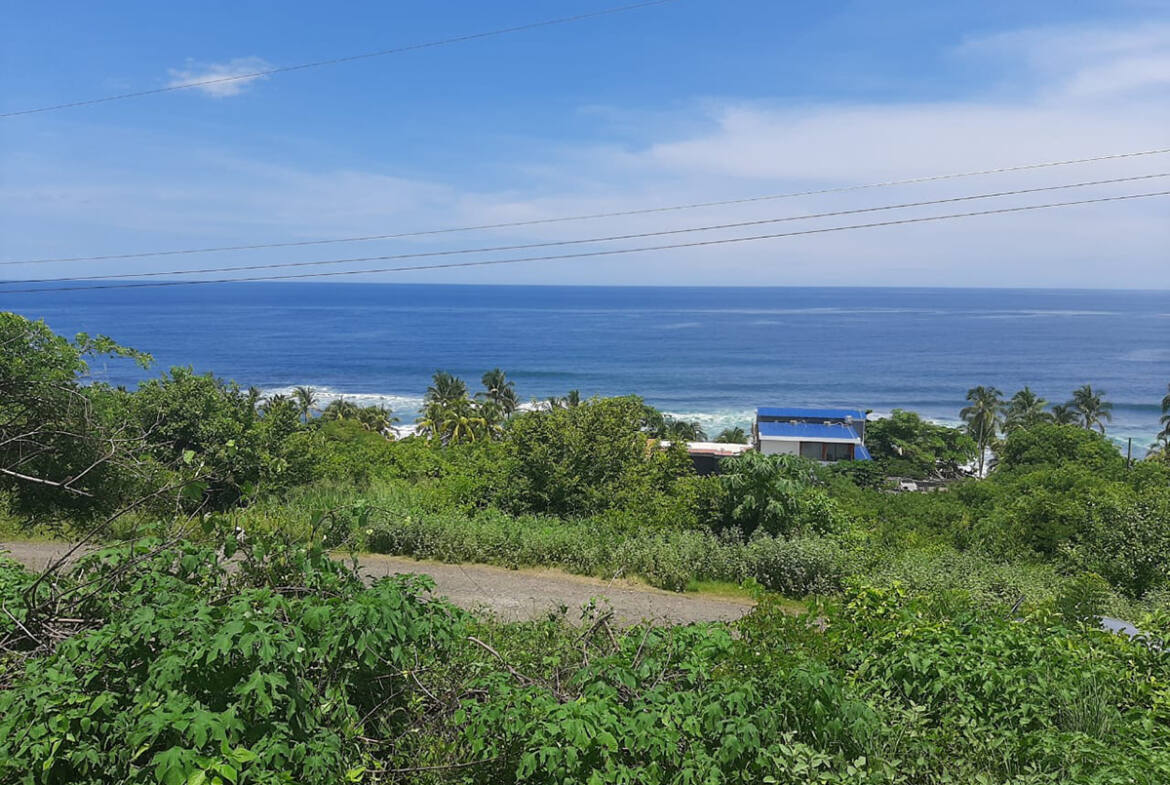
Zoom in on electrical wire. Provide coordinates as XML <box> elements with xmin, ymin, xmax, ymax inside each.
<box><xmin>4</xmin><ymin>171</ymin><xmax>1166</xmax><ymax>284</ymax></box>
<box><xmin>0</xmin><ymin>0</ymin><xmax>680</xmax><ymax>118</ymax></box>
<box><xmin>4</xmin><ymin>189</ymin><xmax>1165</xmax><ymax>294</ymax></box>
<box><xmin>6</xmin><ymin>146</ymin><xmax>1168</xmax><ymax>266</ymax></box>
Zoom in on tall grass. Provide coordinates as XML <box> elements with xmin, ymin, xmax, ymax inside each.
<box><xmin>233</xmin><ymin>480</ymin><xmax>1112</xmax><ymax>612</ymax></box>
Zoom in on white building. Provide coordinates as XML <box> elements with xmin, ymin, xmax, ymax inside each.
<box><xmin>752</xmin><ymin>407</ymin><xmax>871</xmax><ymax>462</ymax></box>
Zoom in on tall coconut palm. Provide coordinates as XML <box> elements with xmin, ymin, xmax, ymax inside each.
<box><xmin>292</xmin><ymin>386</ymin><xmax>319</xmax><ymax>422</ymax></box>
<box><xmin>480</xmin><ymin>368</ymin><xmax>518</xmax><ymax>416</ymax></box>
<box><xmin>1070</xmin><ymin>384</ymin><xmax>1113</xmax><ymax>433</ymax></box>
<box><xmin>1149</xmin><ymin>433</ymin><xmax>1169</xmax><ymax>461</ymax></box>
<box><xmin>715</xmin><ymin>426</ymin><xmax>748</xmax><ymax>444</ymax></box>
<box><xmin>1050</xmin><ymin>403</ymin><xmax>1079</xmax><ymax>425</ymax></box>
<box><xmin>1159</xmin><ymin>383</ymin><xmax>1170</xmax><ymax>441</ymax></box>
<box><xmin>259</xmin><ymin>393</ymin><xmax>291</xmax><ymax>415</ymax></box>
<box><xmin>960</xmin><ymin>385</ymin><xmax>1004</xmax><ymax>477</ymax></box>
<box><xmin>357</xmin><ymin>405</ymin><xmax>399</xmax><ymax>436</ymax></box>
<box><xmin>418</xmin><ymin>398</ymin><xmax>488</xmax><ymax>444</ymax></box>
<box><xmin>663</xmin><ymin>417</ymin><xmax>707</xmax><ymax>442</ymax></box>
<box><xmin>1004</xmin><ymin>387</ymin><xmax>1050</xmax><ymax>432</ymax></box>
<box><xmin>425</xmin><ymin>372</ymin><xmax>468</xmax><ymax>407</ymax></box>
<box><xmin>320</xmin><ymin>397</ymin><xmax>361</xmax><ymax>422</ymax></box>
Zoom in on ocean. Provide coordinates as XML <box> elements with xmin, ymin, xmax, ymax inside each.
<box><xmin>5</xmin><ymin>283</ymin><xmax>1169</xmax><ymax>447</ymax></box>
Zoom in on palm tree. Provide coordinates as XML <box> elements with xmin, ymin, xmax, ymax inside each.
<box><xmin>960</xmin><ymin>385</ymin><xmax>1004</xmax><ymax>477</ymax></box>
<box><xmin>425</xmin><ymin>371</ymin><xmax>468</xmax><ymax>408</ymax></box>
<box><xmin>480</xmin><ymin>368</ymin><xmax>518</xmax><ymax>416</ymax></box>
<box><xmin>418</xmin><ymin>398</ymin><xmax>489</xmax><ymax>444</ymax></box>
<box><xmin>292</xmin><ymin>386</ymin><xmax>319</xmax><ymax>422</ymax></box>
<box><xmin>259</xmin><ymin>393</ymin><xmax>291</xmax><ymax>415</ymax></box>
<box><xmin>1050</xmin><ymin>403</ymin><xmax>1079</xmax><ymax>425</ymax></box>
<box><xmin>320</xmin><ymin>397</ymin><xmax>361</xmax><ymax>422</ymax></box>
<box><xmin>1149</xmin><ymin>433</ymin><xmax>1169</xmax><ymax>461</ymax></box>
<box><xmin>663</xmin><ymin>417</ymin><xmax>707</xmax><ymax>442</ymax></box>
<box><xmin>356</xmin><ymin>405</ymin><xmax>398</xmax><ymax>435</ymax></box>
<box><xmin>1003</xmin><ymin>387</ymin><xmax>1050</xmax><ymax>432</ymax></box>
<box><xmin>1159</xmin><ymin>383</ymin><xmax>1170</xmax><ymax>441</ymax></box>
<box><xmin>545</xmin><ymin>389</ymin><xmax>582</xmax><ymax>410</ymax></box>
<box><xmin>715</xmin><ymin>426</ymin><xmax>748</xmax><ymax>444</ymax></box>
<box><xmin>1070</xmin><ymin>384</ymin><xmax>1113</xmax><ymax>433</ymax></box>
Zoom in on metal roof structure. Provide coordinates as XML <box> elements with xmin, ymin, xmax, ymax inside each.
<box><xmin>756</xmin><ymin>421</ymin><xmax>863</xmax><ymax>442</ymax></box>
<box><xmin>756</xmin><ymin>407</ymin><xmax>866</xmax><ymax>421</ymax></box>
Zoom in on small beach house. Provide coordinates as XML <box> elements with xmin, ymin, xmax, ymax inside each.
<box><xmin>752</xmin><ymin>407</ymin><xmax>871</xmax><ymax>462</ymax></box>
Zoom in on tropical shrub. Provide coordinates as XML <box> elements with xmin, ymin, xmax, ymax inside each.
<box><xmin>864</xmin><ymin>409</ymin><xmax>976</xmax><ymax>479</ymax></box>
<box><xmin>0</xmin><ymin>536</ymin><xmax>464</xmax><ymax>785</ymax></box>
<box><xmin>498</xmin><ymin>396</ymin><xmax>692</xmax><ymax>518</ymax></box>
<box><xmin>717</xmin><ymin>451</ymin><xmax>849</xmax><ymax>538</ymax></box>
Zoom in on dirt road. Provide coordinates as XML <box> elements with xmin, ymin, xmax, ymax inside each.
<box><xmin>1</xmin><ymin>541</ymin><xmax>754</xmax><ymax>625</ymax></box>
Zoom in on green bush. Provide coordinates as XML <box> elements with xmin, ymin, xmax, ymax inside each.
<box><xmin>744</xmin><ymin>535</ymin><xmax>852</xmax><ymax>596</ymax></box>
<box><xmin>994</xmin><ymin>423</ymin><xmax>1127</xmax><ymax>477</ymax></box>
<box><xmin>0</xmin><ymin>537</ymin><xmax>463</xmax><ymax>785</ymax></box>
<box><xmin>717</xmin><ymin>452</ymin><xmax>850</xmax><ymax>538</ymax></box>
<box><xmin>498</xmin><ymin>396</ymin><xmax>693</xmax><ymax>518</ymax></box>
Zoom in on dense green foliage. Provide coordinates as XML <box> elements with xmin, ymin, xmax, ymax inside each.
<box><xmin>5</xmin><ymin>312</ymin><xmax>1170</xmax><ymax>781</ymax></box>
<box><xmin>3</xmin><ymin>538</ymin><xmax>1169</xmax><ymax>784</ymax></box>
<box><xmin>498</xmin><ymin>396</ymin><xmax>694</xmax><ymax>519</ymax></box>
<box><xmin>861</xmin><ymin>409</ymin><xmax>976</xmax><ymax>479</ymax></box>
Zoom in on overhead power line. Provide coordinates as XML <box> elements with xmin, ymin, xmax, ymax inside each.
<box><xmin>6</xmin><ymin>145</ymin><xmax>1168</xmax><ymax>266</ymax></box>
<box><xmin>5</xmin><ymin>172</ymin><xmax>1166</xmax><ymax>285</ymax></box>
<box><xmin>0</xmin><ymin>0</ymin><xmax>679</xmax><ymax>119</ymax></box>
<box><xmin>4</xmin><ymin>190</ymin><xmax>1166</xmax><ymax>294</ymax></box>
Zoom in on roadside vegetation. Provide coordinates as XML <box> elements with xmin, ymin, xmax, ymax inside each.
<box><xmin>3</xmin><ymin>311</ymin><xmax>1170</xmax><ymax>782</ymax></box>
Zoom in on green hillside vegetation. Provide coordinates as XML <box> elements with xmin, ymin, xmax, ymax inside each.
<box><xmin>4</xmin><ymin>312</ymin><xmax>1170</xmax><ymax>782</ymax></box>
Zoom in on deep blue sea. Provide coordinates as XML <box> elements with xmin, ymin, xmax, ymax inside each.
<box><xmin>5</xmin><ymin>283</ymin><xmax>1169</xmax><ymax>447</ymax></box>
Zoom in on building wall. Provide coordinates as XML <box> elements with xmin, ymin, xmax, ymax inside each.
<box><xmin>760</xmin><ymin>439</ymin><xmax>857</xmax><ymax>461</ymax></box>
<box><xmin>759</xmin><ymin>439</ymin><xmax>800</xmax><ymax>456</ymax></box>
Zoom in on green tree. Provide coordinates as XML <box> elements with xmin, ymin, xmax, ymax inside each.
<box><xmin>1050</xmin><ymin>403</ymin><xmax>1079</xmax><ymax>425</ymax></box>
<box><xmin>418</xmin><ymin>372</ymin><xmax>494</xmax><ymax>444</ymax></box>
<box><xmin>1069</xmin><ymin>384</ymin><xmax>1113</xmax><ymax>433</ymax></box>
<box><xmin>292</xmin><ymin>385</ymin><xmax>319</xmax><ymax>421</ymax></box>
<box><xmin>717</xmin><ymin>451</ymin><xmax>846</xmax><ymax>538</ymax></box>
<box><xmin>1003</xmin><ymin>387</ymin><xmax>1050</xmax><ymax>432</ymax></box>
<box><xmin>356</xmin><ymin>405</ymin><xmax>398</xmax><ymax>435</ymax></box>
<box><xmin>960</xmin><ymin>386</ymin><xmax>1003</xmax><ymax>476</ymax></box>
<box><xmin>480</xmin><ymin>368</ymin><xmax>519</xmax><ymax>416</ymax></box>
<box><xmin>994</xmin><ymin>423</ymin><xmax>1125</xmax><ymax>477</ymax></box>
<box><xmin>0</xmin><ymin>313</ymin><xmax>156</xmax><ymax>522</ymax></box>
<box><xmin>864</xmin><ymin>409</ymin><xmax>976</xmax><ymax>479</ymax></box>
<box><xmin>425</xmin><ymin>371</ymin><xmax>468</xmax><ymax>408</ymax></box>
<box><xmin>500</xmin><ymin>396</ymin><xmax>691</xmax><ymax>516</ymax></box>
<box><xmin>662</xmin><ymin>417</ymin><xmax>707</xmax><ymax>442</ymax></box>
<box><xmin>319</xmin><ymin>397</ymin><xmax>361</xmax><ymax>422</ymax></box>
<box><xmin>133</xmin><ymin>367</ymin><xmax>310</xmax><ymax>508</ymax></box>
<box><xmin>714</xmin><ymin>426</ymin><xmax>748</xmax><ymax>444</ymax></box>
<box><xmin>259</xmin><ymin>392</ymin><xmax>291</xmax><ymax>415</ymax></box>
<box><xmin>1159</xmin><ymin>383</ymin><xmax>1170</xmax><ymax>441</ymax></box>
<box><xmin>545</xmin><ymin>389</ymin><xmax>583</xmax><ymax>410</ymax></box>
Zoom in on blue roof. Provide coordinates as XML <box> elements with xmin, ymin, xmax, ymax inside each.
<box><xmin>757</xmin><ymin>407</ymin><xmax>865</xmax><ymax>421</ymax></box>
<box><xmin>757</xmin><ymin>421</ymin><xmax>863</xmax><ymax>441</ymax></box>
<box><xmin>854</xmin><ymin>444</ymin><xmax>872</xmax><ymax>461</ymax></box>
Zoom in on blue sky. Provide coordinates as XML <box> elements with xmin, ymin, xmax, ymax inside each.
<box><xmin>1</xmin><ymin>0</ymin><xmax>1168</xmax><ymax>287</ymax></box>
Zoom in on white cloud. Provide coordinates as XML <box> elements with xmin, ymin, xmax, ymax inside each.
<box><xmin>959</xmin><ymin>22</ymin><xmax>1170</xmax><ymax>99</ymax></box>
<box><xmin>166</xmin><ymin>56</ymin><xmax>273</xmax><ymax>97</ymax></box>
